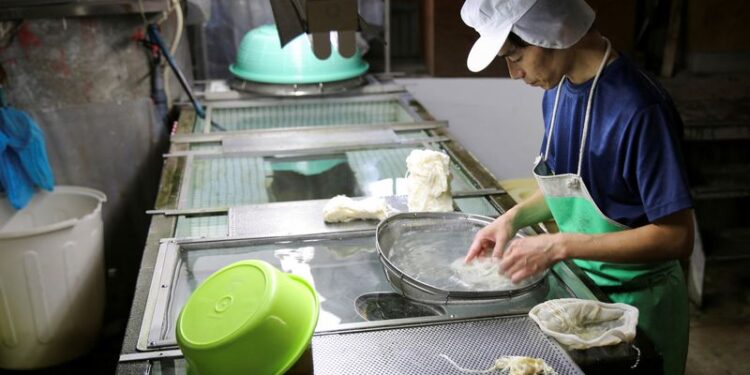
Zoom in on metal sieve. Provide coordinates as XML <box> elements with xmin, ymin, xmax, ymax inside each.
<box><xmin>375</xmin><ymin>212</ymin><xmax>547</xmax><ymax>304</ymax></box>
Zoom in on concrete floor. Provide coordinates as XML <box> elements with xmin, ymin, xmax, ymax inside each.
<box><xmin>686</xmin><ymin>259</ymin><xmax>750</xmax><ymax>375</ymax></box>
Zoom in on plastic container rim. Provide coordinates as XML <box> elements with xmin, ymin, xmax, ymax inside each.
<box><xmin>274</xmin><ymin>272</ymin><xmax>320</xmax><ymax>375</ymax></box>
<box><xmin>229</xmin><ymin>62</ymin><xmax>370</xmax><ymax>85</ymax></box>
<box><xmin>0</xmin><ymin>185</ymin><xmax>107</xmax><ymax>240</ymax></box>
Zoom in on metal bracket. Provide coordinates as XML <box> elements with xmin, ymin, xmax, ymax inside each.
<box><xmin>119</xmin><ymin>349</ymin><xmax>183</xmax><ymax>363</ymax></box>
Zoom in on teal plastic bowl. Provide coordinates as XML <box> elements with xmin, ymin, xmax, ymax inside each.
<box><xmin>230</xmin><ymin>24</ymin><xmax>369</xmax><ymax>84</ymax></box>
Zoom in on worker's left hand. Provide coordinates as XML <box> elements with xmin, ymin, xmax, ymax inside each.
<box><xmin>499</xmin><ymin>234</ymin><xmax>563</xmax><ymax>283</ymax></box>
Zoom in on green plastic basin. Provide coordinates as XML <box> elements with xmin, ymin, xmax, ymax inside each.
<box><xmin>230</xmin><ymin>24</ymin><xmax>369</xmax><ymax>84</ymax></box>
<box><xmin>176</xmin><ymin>260</ymin><xmax>320</xmax><ymax>375</ymax></box>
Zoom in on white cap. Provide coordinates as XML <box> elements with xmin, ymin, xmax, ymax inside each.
<box><xmin>461</xmin><ymin>0</ymin><xmax>596</xmax><ymax>72</ymax></box>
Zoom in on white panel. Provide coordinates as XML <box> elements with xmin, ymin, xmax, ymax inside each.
<box><xmin>396</xmin><ymin>78</ymin><xmax>544</xmax><ymax>179</ymax></box>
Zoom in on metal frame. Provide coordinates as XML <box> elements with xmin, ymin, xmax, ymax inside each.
<box><xmin>146</xmin><ymin>188</ymin><xmax>507</xmax><ymax>217</ymax></box>
<box><xmin>170</xmin><ymin>146</ymin><xmax>371</xmax><ymax>210</ymax></box>
<box><xmin>120</xmin><ymin>349</ymin><xmax>182</xmax><ymax>363</ymax></box>
<box><xmin>164</xmin><ymin>137</ymin><xmax>451</xmax><ymax>157</ymax></box>
<box><xmin>164</xmin><ymin>124</ymin><xmax>450</xmax><ymax>158</ymax></box>
<box><xmin>131</xmin><ymin>311</ymin><xmax>538</xmax><ymax>363</ymax></box>
<box><xmin>201</xmin><ymin>92</ymin><xmax>411</xmax><ymax>109</ymax></box>
<box><xmin>180</xmin><ymin>91</ymin><xmax>425</xmax><ymax>136</ymax></box>
<box><xmin>167</xmin><ymin>131</ymin><xmax>468</xmax><ymax>210</ymax></box>
<box><xmin>163</xmin><ymin>144</ymin><xmax>508</xmax><ymax>214</ymax></box>
<box><xmin>162</xmin><ymin>97</ymin><xmax>530</xmax><ymax>224</ymax></box>
<box><xmin>202</xmin><ymin>106</ymin><xmax>213</xmax><ymax>134</ymax></box>
<box><xmin>171</xmin><ymin>120</ymin><xmax>448</xmax><ymax>144</ymax></box>
<box><xmin>175</xmin><ymin>155</ymin><xmax>195</xmax><ymax>210</ymax></box>
<box><xmin>136</xmin><ymin>230</ymin><xmax>596</xmax><ymax>351</ymax></box>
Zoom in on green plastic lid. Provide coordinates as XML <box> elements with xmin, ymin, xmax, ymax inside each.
<box><xmin>178</xmin><ymin>261</ymin><xmax>271</xmax><ymax>346</ymax></box>
<box><xmin>230</xmin><ymin>24</ymin><xmax>369</xmax><ymax>84</ymax></box>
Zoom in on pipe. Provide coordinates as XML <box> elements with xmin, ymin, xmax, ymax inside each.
<box><xmin>384</xmin><ymin>0</ymin><xmax>391</xmax><ymax>74</ymax></box>
<box><xmin>163</xmin><ymin>0</ymin><xmax>183</xmax><ymax>109</ymax></box>
<box><xmin>147</xmin><ymin>24</ymin><xmax>205</xmax><ymax>118</ymax></box>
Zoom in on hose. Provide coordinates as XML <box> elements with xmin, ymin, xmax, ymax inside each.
<box><xmin>162</xmin><ymin>0</ymin><xmax>183</xmax><ymax>109</ymax></box>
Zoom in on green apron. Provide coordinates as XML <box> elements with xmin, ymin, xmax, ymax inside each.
<box><xmin>533</xmin><ymin>38</ymin><xmax>688</xmax><ymax>375</ymax></box>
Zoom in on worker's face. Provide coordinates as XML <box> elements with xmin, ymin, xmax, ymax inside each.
<box><xmin>499</xmin><ymin>42</ymin><xmax>567</xmax><ymax>90</ymax></box>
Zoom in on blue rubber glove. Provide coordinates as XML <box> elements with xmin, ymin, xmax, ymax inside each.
<box><xmin>0</xmin><ymin>129</ymin><xmax>35</xmax><ymax>209</ymax></box>
<box><xmin>0</xmin><ymin>107</ymin><xmax>54</xmax><ymax>191</ymax></box>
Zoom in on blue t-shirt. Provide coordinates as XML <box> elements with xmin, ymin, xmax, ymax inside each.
<box><xmin>540</xmin><ymin>56</ymin><xmax>692</xmax><ymax>228</ymax></box>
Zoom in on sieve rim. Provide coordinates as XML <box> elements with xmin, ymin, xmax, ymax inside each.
<box><xmin>375</xmin><ymin>212</ymin><xmax>547</xmax><ymax>304</ymax></box>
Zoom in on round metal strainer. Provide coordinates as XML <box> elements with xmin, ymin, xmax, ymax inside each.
<box><xmin>375</xmin><ymin>212</ymin><xmax>547</xmax><ymax>304</ymax></box>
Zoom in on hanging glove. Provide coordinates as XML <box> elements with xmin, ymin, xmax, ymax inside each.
<box><xmin>0</xmin><ymin>130</ymin><xmax>36</xmax><ymax>209</ymax></box>
<box><xmin>0</xmin><ymin>107</ymin><xmax>54</xmax><ymax>191</ymax></box>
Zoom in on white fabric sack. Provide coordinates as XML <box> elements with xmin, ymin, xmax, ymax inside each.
<box><xmin>405</xmin><ymin>149</ymin><xmax>453</xmax><ymax>212</ymax></box>
<box><xmin>322</xmin><ymin>195</ymin><xmax>387</xmax><ymax>223</ymax></box>
<box><xmin>528</xmin><ymin>298</ymin><xmax>638</xmax><ymax>350</ymax></box>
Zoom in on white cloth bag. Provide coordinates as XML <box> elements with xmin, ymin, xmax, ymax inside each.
<box><xmin>405</xmin><ymin>149</ymin><xmax>453</xmax><ymax>212</ymax></box>
<box><xmin>528</xmin><ymin>298</ymin><xmax>639</xmax><ymax>349</ymax></box>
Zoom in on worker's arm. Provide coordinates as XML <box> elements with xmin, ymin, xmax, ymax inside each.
<box><xmin>466</xmin><ymin>189</ymin><xmax>552</xmax><ymax>262</ymax></box>
<box><xmin>500</xmin><ymin>208</ymin><xmax>695</xmax><ymax>282</ymax></box>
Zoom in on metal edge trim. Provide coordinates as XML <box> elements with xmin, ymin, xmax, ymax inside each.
<box><xmin>145</xmin><ymin>241</ymin><xmax>181</xmax><ymax>349</ymax></box>
<box><xmin>170</xmin><ymin>120</ymin><xmax>449</xmax><ymax>144</ymax></box>
<box><xmin>205</xmin><ymin>92</ymin><xmax>406</xmax><ymax>109</ymax></box>
<box><xmin>154</xmin><ymin>146</ymin><xmax>187</xmax><ymax>210</ymax></box>
<box><xmin>175</xmin><ymin>154</ymin><xmax>194</xmax><ymax>209</ymax></box>
<box><xmin>202</xmin><ymin>105</ymin><xmax>212</xmax><ymax>134</ymax></box>
<box><xmin>146</xmin><ymin>189</ymin><xmax>506</xmax><ymax>217</ymax></box>
<box><xmin>136</xmin><ymin>240</ymin><xmax>176</xmax><ymax>351</ymax></box>
<box><xmin>163</xmin><ymin>138</ymin><xmax>449</xmax><ymax>158</ymax></box>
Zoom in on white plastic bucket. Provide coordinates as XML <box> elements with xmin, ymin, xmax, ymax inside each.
<box><xmin>0</xmin><ymin>186</ymin><xmax>107</xmax><ymax>369</ymax></box>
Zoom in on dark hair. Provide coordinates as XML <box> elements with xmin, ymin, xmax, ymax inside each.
<box><xmin>507</xmin><ymin>32</ymin><xmax>530</xmax><ymax>48</ymax></box>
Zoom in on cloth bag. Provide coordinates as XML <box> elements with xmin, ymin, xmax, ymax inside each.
<box><xmin>528</xmin><ymin>298</ymin><xmax>638</xmax><ymax>349</ymax></box>
<box><xmin>405</xmin><ymin>149</ymin><xmax>452</xmax><ymax>212</ymax></box>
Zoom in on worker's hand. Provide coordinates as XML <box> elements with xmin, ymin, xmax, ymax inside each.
<box><xmin>466</xmin><ymin>215</ymin><xmax>516</xmax><ymax>263</ymax></box>
<box><xmin>499</xmin><ymin>233</ymin><xmax>563</xmax><ymax>283</ymax></box>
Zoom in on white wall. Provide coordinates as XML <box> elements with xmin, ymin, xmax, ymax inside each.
<box><xmin>396</xmin><ymin>78</ymin><xmax>545</xmax><ymax>180</ymax></box>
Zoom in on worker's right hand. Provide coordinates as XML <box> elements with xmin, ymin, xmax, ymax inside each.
<box><xmin>465</xmin><ymin>215</ymin><xmax>517</xmax><ymax>263</ymax></box>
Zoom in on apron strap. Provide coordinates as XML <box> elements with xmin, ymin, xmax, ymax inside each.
<box><xmin>542</xmin><ymin>37</ymin><xmax>613</xmax><ymax>177</ymax></box>
<box><xmin>542</xmin><ymin>78</ymin><xmax>565</xmax><ymax>161</ymax></box>
<box><xmin>577</xmin><ymin>38</ymin><xmax>612</xmax><ymax>175</ymax></box>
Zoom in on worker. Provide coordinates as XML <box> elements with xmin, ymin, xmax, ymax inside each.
<box><xmin>461</xmin><ymin>1</ymin><xmax>693</xmax><ymax>374</ymax></box>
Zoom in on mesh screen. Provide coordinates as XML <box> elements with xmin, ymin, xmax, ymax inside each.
<box><xmin>177</xmin><ymin>147</ymin><xmax>497</xmax><ymax>237</ymax></box>
<box><xmin>188</xmin><ymin>156</ymin><xmax>269</xmax><ymax>208</ymax></box>
<box><xmin>196</xmin><ymin>100</ymin><xmax>416</xmax><ymax>132</ymax></box>
<box><xmin>149</xmin><ymin>317</ymin><xmax>583</xmax><ymax>374</ymax></box>
<box><xmin>312</xmin><ymin>316</ymin><xmax>583</xmax><ymax>375</ymax></box>
<box><xmin>174</xmin><ymin>215</ymin><xmax>228</xmax><ymax>238</ymax></box>
<box><xmin>188</xmin><ymin>142</ymin><xmax>222</xmax><ymax>151</ymax></box>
